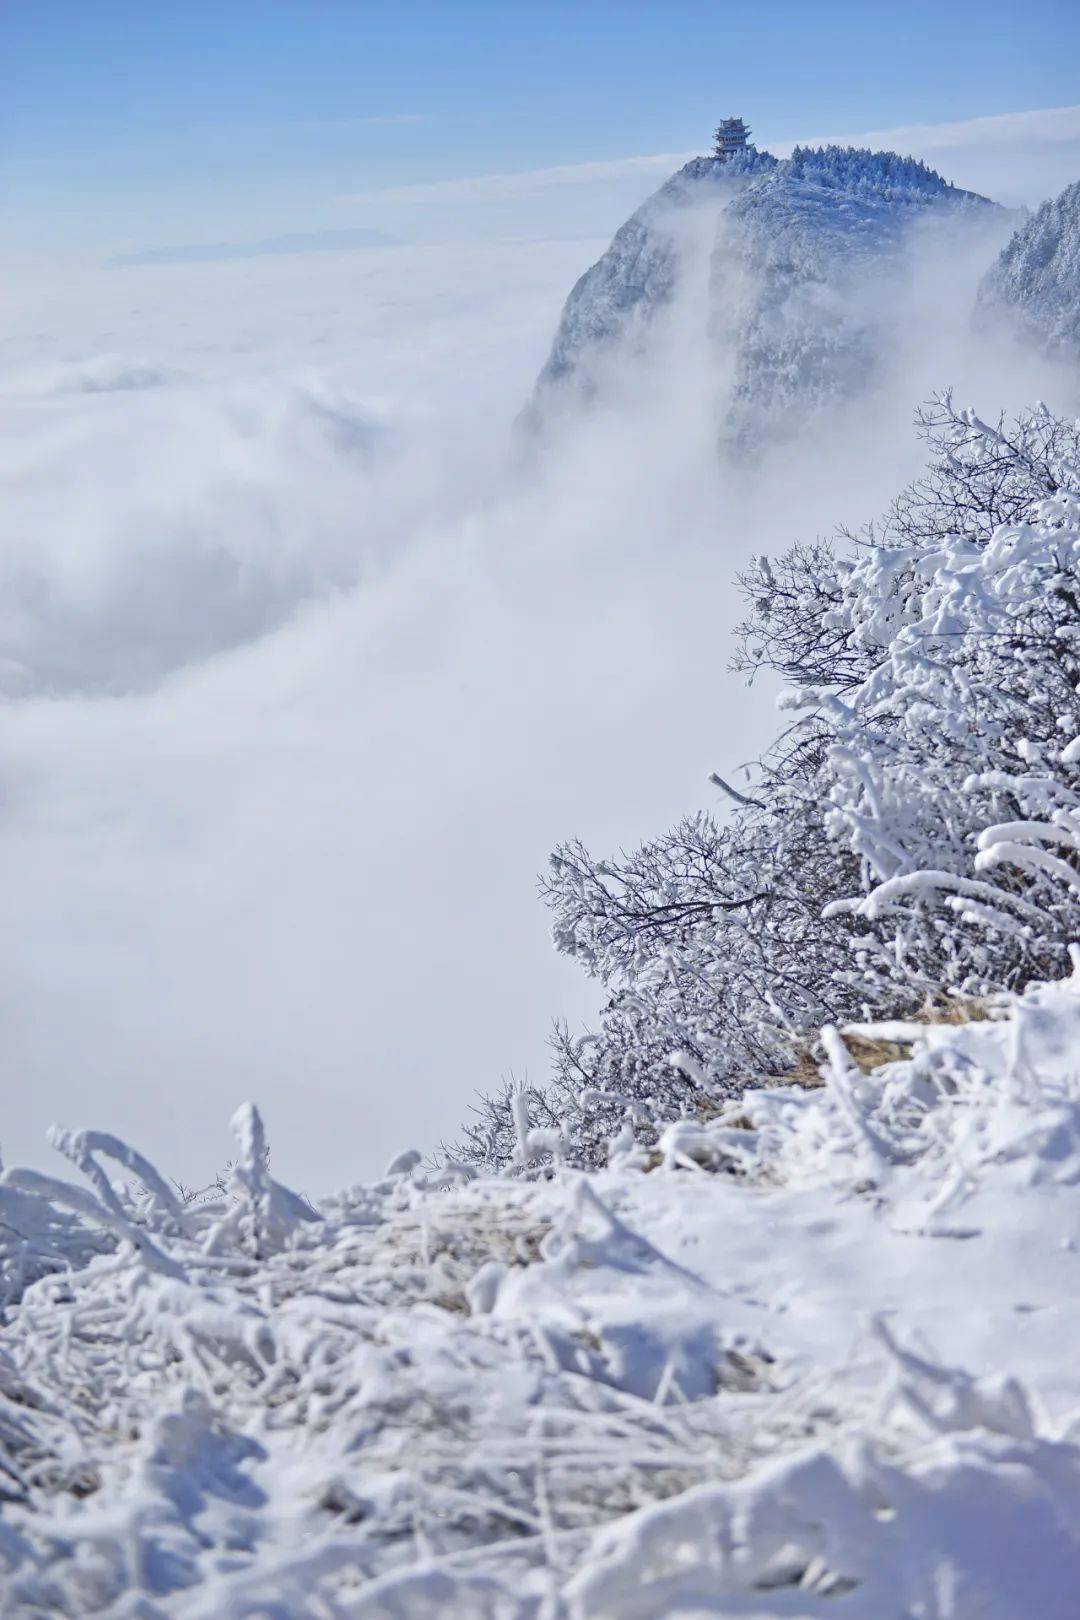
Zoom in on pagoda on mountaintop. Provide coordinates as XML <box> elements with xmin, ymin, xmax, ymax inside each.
<box><xmin>714</xmin><ymin>117</ymin><xmax>751</xmax><ymax>161</ymax></box>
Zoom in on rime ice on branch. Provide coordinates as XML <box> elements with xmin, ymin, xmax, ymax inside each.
<box><xmin>455</xmin><ymin>396</ymin><xmax>1080</xmax><ymax>1173</ymax></box>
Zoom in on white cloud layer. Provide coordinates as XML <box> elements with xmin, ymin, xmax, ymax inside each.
<box><xmin>812</xmin><ymin>102</ymin><xmax>1080</xmax><ymax>154</ymax></box>
<box><xmin>341</xmin><ymin>152</ymin><xmax>695</xmax><ymax>207</ymax></box>
<box><xmin>790</xmin><ymin>103</ymin><xmax>1080</xmax><ymax>204</ymax></box>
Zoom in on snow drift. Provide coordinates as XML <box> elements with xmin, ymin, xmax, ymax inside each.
<box><xmin>3</xmin><ymin>969</ymin><xmax>1080</xmax><ymax>1615</ymax></box>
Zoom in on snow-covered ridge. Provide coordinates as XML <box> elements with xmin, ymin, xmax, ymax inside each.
<box><xmin>3</xmin><ymin>969</ymin><xmax>1080</xmax><ymax>1614</ymax></box>
<box><xmin>978</xmin><ymin>176</ymin><xmax>1080</xmax><ymax>359</ymax></box>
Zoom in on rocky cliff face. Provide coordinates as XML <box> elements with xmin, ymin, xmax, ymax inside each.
<box><xmin>977</xmin><ymin>178</ymin><xmax>1080</xmax><ymax>360</ymax></box>
<box><xmin>532</xmin><ymin>149</ymin><xmax>776</xmax><ymax>408</ymax></box>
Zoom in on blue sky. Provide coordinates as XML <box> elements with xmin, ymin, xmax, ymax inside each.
<box><xmin>3</xmin><ymin>0</ymin><xmax>1079</xmax><ymax>251</ymax></box>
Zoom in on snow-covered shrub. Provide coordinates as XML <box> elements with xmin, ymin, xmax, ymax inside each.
<box><xmin>819</xmin><ymin>399</ymin><xmax>1080</xmax><ymax>988</ymax></box>
<box><xmin>669</xmin><ymin>960</ymin><xmax>1080</xmax><ymax>1215</ymax></box>
<box><xmin>462</xmin><ymin>396</ymin><xmax>1080</xmax><ymax>1169</ymax></box>
<box><xmin>864</xmin><ymin>726</ymin><xmax>1080</xmax><ymax>987</ymax></box>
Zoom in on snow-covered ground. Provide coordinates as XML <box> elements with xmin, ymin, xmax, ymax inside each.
<box><xmin>4</xmin><ymin>966</ymin><xmax>1080</xmax><ymax>1616</ymax></box>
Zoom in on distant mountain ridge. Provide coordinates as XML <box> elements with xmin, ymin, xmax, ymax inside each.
<box><xmin>111</xmin><ymin>227</ymin><xmax>393</xmax><ymax>267</ymax></box>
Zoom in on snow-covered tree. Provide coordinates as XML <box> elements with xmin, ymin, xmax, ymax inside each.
<box><xmin>978</xmin><ymin>177</ymin><xmax>1080</xmax><ymax>360</ymax></box>
<box><xmin>826</xmin><ymin>400</ymin><xmax>1080</xmax><ymax>980</ymax></box>
<box><xmin>460</xmin><ymin>396</ymin><xmax>1080</xmax><ymax>1169</ymax></box>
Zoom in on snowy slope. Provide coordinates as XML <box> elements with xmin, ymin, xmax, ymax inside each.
<box><xmin>715</xmin><ymin>148</ymin><xmax>997</xmax><ymax>437</ymax></box>
<box><xmin>529</xmin><ymin>150</ymin><xmax>776</xmax><ymax>415</ymax></box>
<box><xmin>531</xmin><ymin>145</ymin><xmax>999</xmax><ymax>440</ymax></box>
<box><xmin>978</xmin><ymin>178</ymin><xmax>1080</xmax><ymax>359</ymax></box>
<box><xmin>4</xmin><ymin>970</ymin><xmax>1080</xmax><ymax>1615</ymax></box>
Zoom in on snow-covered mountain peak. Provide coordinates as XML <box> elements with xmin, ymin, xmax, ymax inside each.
<box><xmin>529</xmin><ymin>142</ymin><xmax>1001</xmax><ymax>440</ymax></box>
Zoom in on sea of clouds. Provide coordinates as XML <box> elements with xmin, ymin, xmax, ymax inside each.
<box><xmin>1</xmin><ymin>109</ymin><xmax>1077</xmax><ymax>1193</ymax></box>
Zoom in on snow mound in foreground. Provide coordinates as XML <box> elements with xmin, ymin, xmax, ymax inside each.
<box><xmin>4</xmin><ymin>973</ymin><xmax>1080</xmax><ymax>1615</ymax></box>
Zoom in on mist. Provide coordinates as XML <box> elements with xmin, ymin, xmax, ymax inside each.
<box><xmin>1</xmin><ymin>154</ymin><xmax>1076</xmax><ymax>1193</ymax></box>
